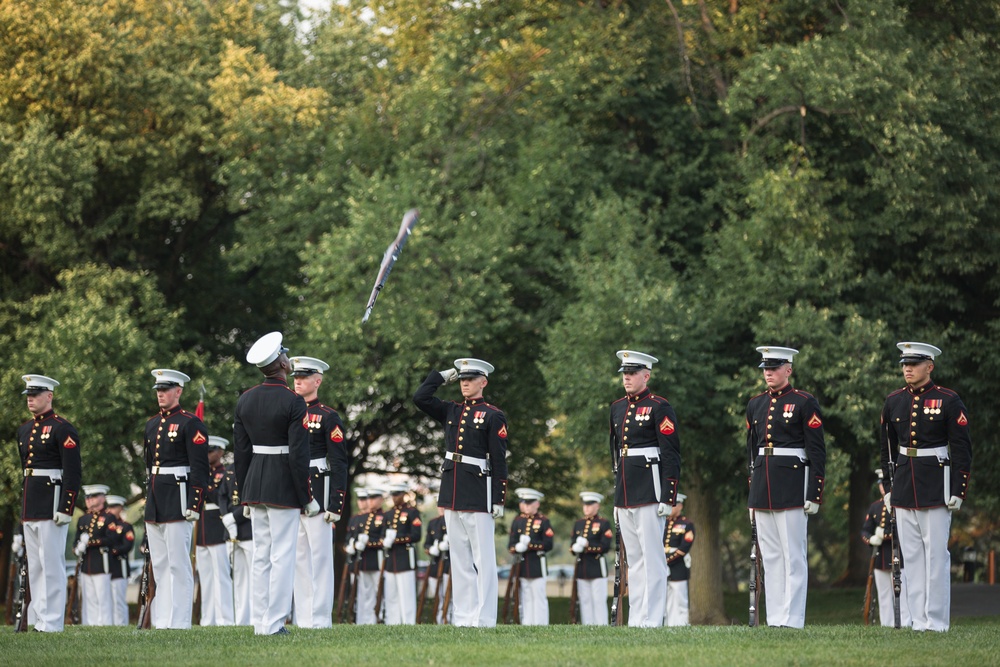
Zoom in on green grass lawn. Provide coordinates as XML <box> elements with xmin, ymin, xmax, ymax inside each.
<box><xmin>3</xmin><ymin>591</ymin><xmax>998</xmax><ymax>667</ymax></box>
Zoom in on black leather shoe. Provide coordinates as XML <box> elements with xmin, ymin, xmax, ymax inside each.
<box><xmin>272</xmin><ymin>626</ymin><xmax>290</xmax><ymax>636</ymax></box>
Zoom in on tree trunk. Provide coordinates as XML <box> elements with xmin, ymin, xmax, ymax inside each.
<box><xmin>686</xmin><ymin>478</ymin><xmax>728</xmax><ymax>624</ymax></box>
<box><xmin>834</xmin><ymin>452</ymin><xmax>877</xmax><ymax>586</ymax></box>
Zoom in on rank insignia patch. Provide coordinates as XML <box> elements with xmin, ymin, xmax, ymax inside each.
<box><xmin>498</xmin><ymin>424</ymin><xmax>508</xmax><ymax>439</ymax></box>
<box><xmin>807</xmin><ymin>414</ymin><xmax>822</xmax><ymax>429</ymax></box>
<box><xmin>193</xmin><ymin>431</ymin><xmax>207</xmax><ymax>445</ymax></box>
<box><xmin>63</xmin><ymin>436</ymin><xmax>77</xmax><ymax>448</ymax></box>
<box><xmin>331</xmin><ymin>426</ymin><xmax>344</xmax><ymax>443</ymax></box>
<box><xmin>659</xmin><ymin>417</ymin><xmax>675</xmax><ymax>435</ymax></box>
<box><xmin>957</xmin><ymin>412</ymin><xmax>968</xmax><ymax>426</ymax></box>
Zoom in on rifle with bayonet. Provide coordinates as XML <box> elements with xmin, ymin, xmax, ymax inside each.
<box><xmin>502</xmin><ymin>554</ymin><xmax>522</xmax><ymax>625</ymax></box>
<box><xmin>136</xmin><ymin>536</ymin><xmax>155</xmax><ymax>629</ymax></box>
<box><xmin>862</xmin><ymin>543</ymin><xmax>878</xmax><ymax>625</ymax></box>
<box><xmin>12</xmin><ymin>546</ymin><xmax>30</xmax><ymax>632</ymax></box>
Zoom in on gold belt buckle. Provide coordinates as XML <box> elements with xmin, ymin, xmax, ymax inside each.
<box><xmin>764</xmin><ymin>448</ymin><xmax>774</xmax><ymax>456</ymax></box>
<box><xmin>452</xmin><ymin>453</ymin><xmax>463</xmax><ymax>463</ymax></box>
<box><xmin>906</xmin><ymin>447</ymin><xmax>917</xmax><ymax>457</ymax></box>
<box><xmin>25</xmin><ymin>469</ymin><xmax>34</xmax><ymax>476</ymax></box>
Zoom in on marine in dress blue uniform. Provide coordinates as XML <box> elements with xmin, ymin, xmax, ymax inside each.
<box><xmin>343</xmin><ymin>488</ymin><xmax>370</xmax><ymax>624</ymax></box>
<box><xmin>73</xmin><ymin>484</ymin><xmax>115</xmax><ymax>625</ymax></box>
<box><xmin>17</xmin><ymin>374</ymin><xmax>81</xmax><ymax>632</ymax></box>
<box><xmin>104</xmin><ymin>494</ymin><xmax>134</xmax><ymax>626</ymax></box>
<box><xmin>745</xmin><ymin>346</ymin><xmax>826</xmax><ymax>629</ymax></box>
<box><xmin>609</xmin><ymin>350</ymin><xmax>681</xmax><ymax>627</ymax></box>
<box><xmin>352</xmin><ymin>487</ymin><xmax>386</xmax><ymax>625</ymax></box>
<box><xmin>570</xmin><ymin>491</ymin><xmax>612</xmax><ymax>626</ymax></box>
<box><xmin>508</xmin><ymin>488</ymin><xmax>553</xmax><ymax>625</ymax></box>
<box><xmin>291</xmin><ymin>356</ymin><xmax>349</xmax><ymax>629</ymax></box>
<box><xmin>880</xmin><ymin>342</ymin><xmax>972</xmax><ymax>632</ymax></box>
<box><xmin>382</xmin><ymin>483</ymin><xmax>422</xmax><ymax>625</ymax></box>
<box><xmin>861</xmin><ymin>470</ymin><xmax>911</xmax><ymax>627</ymax></box>
<box><xmin>233</xmin><ymin>332</ymin><xmax>320</xmax><ymax>635</ymax></box>
<box><xmin>195</xmin><ymin>436</ymin><xmax>234</xmax><ymax>626</ymax></box>
<box><xmin>663</xmin><ymin>493</ymin><xmax>695</xmax><ymax>626</ymax></box>
<box><xmin>143</xmin><ymin>368</ymin><xmax>210</xmax><ymax>630</ymax></box>
<box><xmin>413</xmin><ymin>358</ymin><xmax>509</xmax><ymax>627</ymax></box>
<box><xmin>423</xmin><ymin>509</ymin><xmax>451</xmax><ymax>624</ymax></box>
<box><xmin>219</xmin><ymin>462</ymin><xmax>253</xmax><ymax>625</ymax></box>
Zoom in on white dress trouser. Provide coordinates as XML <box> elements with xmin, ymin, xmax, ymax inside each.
<box><xmin>874</xmin><ymin>567</ymin><xmax>912</xmax><ymax>627</ymax></box>
<box><xmin>146</xmin><ymin>520</ymin><xmax>194</xmax><ymax>629</ymax></box>
<box><xmin>196</xmin><ymin>543</ymin><xmax>234</xmax><ymax>626</ymax></box>
<box><xmin>444</xmin><ymin>510</ymin><xmax>498</xmax><ymax>627</ymax></box>
<box><xmin>293</xmin><ymin>512</ymin><xmax>335</xmax><ymax>628</ymax></box>
<box><xmin>111</xmin><ymin>577</ymin><xmax>128</xmax><ymax>626</ymax></box>
<box><xmin>615</xmin><ymin>505</ymin><xmax>667</xmax><ymax>628</ymax></box>
<box><xmin>229</xmin><ymin>539</ymin><xmax>253</xmax><ymax>626</ymax></box>
<box><xmin>22</xmin><ymin>520</ymin><xmax>68</xmax><ymax>632</ymax></box>
<box><xmin>896</xmin><ymin>507</ymin><xmax>951</xmax><ymax>632</ymax></box>
<box><xmin>355</xmin><ymin>569</ymin><xmax>380</xmax><ymax>625</ymax></box>
<box><xmin>250</xmin><ymin>505</ymin><xmax>300</xmax><ymax>635</ymax></box>
<box><xmin>664</xmin><ymin>579</ymin><xmax>689</xmax><ymax>626</ymax></box>
<box><xmin>384</xmin><ymin>570</ymin><xmax>417</xmax><ymax>625</ymax></box>
<box><xmin>80</xmin><ymin>572</ymin><xmax>113</xmax><ymax>625</ymax></box>
<box><xmin>755</xmin><ymin>508</ymin><xmax>808</xmax><ymax>628</ymax></box>
<box><xmin>577</xmin><ymin>577</ymin><xmax>608</xmax><ymax>626</ymax></box>
<box><xmin>519</xmin><ymin>577</ymin><xmax>549</xmax><ymax>625</ymax></box>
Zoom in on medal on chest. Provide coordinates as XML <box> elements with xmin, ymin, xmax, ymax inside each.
<box><xmin>783</xmin><ymin>404</ymin><xmax>795</xmax><ymax>419</ymax></box>
<box><xmin>924</xmin><ymin>399</ymin><xmax>942</xmax><ymax>415</ymax></box>
<box><xmin>41</xmin><ymin>425</ymin><xmax>52</xmax><ymax>441</ymax></box>
<box><xmin>636</xmin><ymin>406</ymin><xmax>652</xmax><ymax>422</ymax></box>
<box><xmin>168</xmin><ymin>423</ymin><xmax>179</xmax><ymax>440</ymax></box>
<box><xmin>474</xmin><ymin>411</ymin><xmax>486</xmax><ymax>425</ymax></box>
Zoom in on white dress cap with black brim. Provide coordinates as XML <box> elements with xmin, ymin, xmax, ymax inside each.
<box><xmin>290</xmin><ymin>356</ymin><xmax>330</xmax><ymax>377</ymax></box>
<box><xmin>208</xmin><ymin>436</ymin><xmax>229</xmax><ymax>450</ymax></box>
<box><xmin>454</xmin><ymin>358</ymin><xmax>494</xmax><ymax>379</ymax></box>
<box><xmin>756</xmin><ymin>346</ymin><xmax>799</xmax><ymax>369</ymax></box>
<box><xmin>82</xmin><ymin>483</ymin><xmax>110</xmax><ymax>497</ymax></box>
<box><xmin>366</xmin><ymin>487</ymin><xmax>387</xmax><ymax>499</ymax></box>
<box><xmin>21</xmin><ymin>374</ymin><xmax>60</xmax><ymax>395</ymax></box>
<box><xmin>355</xmin><ymin>488</ymin><xmax>370</xmax><ymax>499</ymax></box>
<box><xmin>246</xmin><ymin>331</ymin><xmax>287</xmax><ymax>367</ymax></box>
<box><xmin>105</xmin><ymin>495</ymin><xmax>127</xmax><ymax>507</ymax></box>
<box><xmin>151</xmin><ymin>368</ymin><xmax>191</xmax><ymax>390</ymax></box>
<box><xmin>515</xmin><ymin>487</ymin><xmax>544</xmax><ymax>502</ymax></box>
<box><xmin>579</xmin><ymin>491</ymin><xmax>604</xmax><ymax>504</ymax></box>
<box><xmin>616</xmin><ymin>350</ymin><xmax>658</xmax><ymax>373</ymax></box>
<box><xmin>897</xmin><ymin>342</ymin><xmax>941</xmax><ymax>364</ymax></box>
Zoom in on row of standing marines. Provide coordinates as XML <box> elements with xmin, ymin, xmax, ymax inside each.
<box><xmin>12</xmin><ymin>335</ymin><xmax>971</xmax><ymax>632</ymax></box>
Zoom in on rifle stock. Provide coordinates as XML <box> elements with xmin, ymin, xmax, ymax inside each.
<box><xmin>501</xmin><ymin>556</ymin><xmax>522</xmax><ymax>624</ymax></box>
<box><xmin>335</xmin><ymin>557</ymin><xmax>352</xmax><ymax>624</ymax></box>
<box><xmin>863</xmin><ymin>545</ymin><xmax>878</xmax><ymax>625</ymax></box>
<box><xmin>441</xmin><ymin>573</ymin><xmax>452</xmax><ymax>626</ymax></box>
<box><xmin>748</xmin><ymin>508</ymin><xmax>763</xmax><ymax>627</ymax></box>
<box><xmin>415</xmin><ymin>558</ymin><xmax>431</xmax><ymax>624</ymax></box>
<box><xmin>5</xmin><ymin>560</ymin><xmax>16</xmax><ymax>626</ymax></box>
<box><xmin>65</xmin><ymin>556</ymin><xmax>81</xmax><ymax>626</ymax></box>
<box><xmin>137</xmin><ymin>552</ymin><xmax>155</xmax><ymax>629</ymax></box>
<box><xmin>568</xmin><ymin>560</ymin><xmax>580</xmax><ymax>625</ymax></box>
<box><xmin>13</xmin><ymin>553</ymin><xmax>30</xmax><ymax>632</ymax></box>
<box><xmin>373</xmin><ymin>553</ymin><xmax>387</xmax><ymax>624</ymax></box>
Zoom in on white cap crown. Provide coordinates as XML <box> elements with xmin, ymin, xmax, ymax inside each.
<box><xmin>897</xmin><ymin>341</ymin><xmax>941</xmax><ymax>363</ymax></box>
<box><xmin>579</xmin><ymin>491</ymin><xmax>604</xmax><ymax>504</ymax></box>
<box><xmin>290</xmin><ymin>356</ymin><xmax>330</xmax><ymax>376</ymax></box>
<box><xmin>21</xmin><ymin>374</ymin><xmax>59</xmax><ymax>394</ymax></box>
<box><xmin>616</xmin><ymin>350</ymin><xmax>657</xmax><ymax>372</ymax></box>
<box><xmin>454</xmin><ymin>358</ymin><xmax>494</xmax><ymax>378</ymax></box>
<box><xmin>515</xmin><ymin>487</ymin><xmax>544</xmax><ymax>502</ymax></box>
<box><xmin>756</xmin><ymin>346</ymin><xmax>798</xmax><ymax>368</ymax></box>
<box><xmin>151</xmin><ymin>368</ymin><xmax>191</xmax><ymax>389</ymax></box>
<box><xmin>247</xmin><ymin>332</ymin><xmax>287</xmax><ymax>367</ymax></box>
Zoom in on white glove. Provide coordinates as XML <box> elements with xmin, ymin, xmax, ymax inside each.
<box><xmin>571</xmin><ymin>535</ymin><xmax>588</xmax><ymax>554</ymax></box>
<box><xmin>571</xmin><ymin>541</ymin><xmax>585</xmax><ymax>555</ymax></box>
<box><xmin>869</xmin><ymin>533</ymin><xmax>884</xmax><ymax>547</ymax></box>
<box><xmin>184</xmin><ymin>509</ymin><xmax>199</xmax><ymax>522</ymax></box>
<box><xmin>947</xmin><ymin>495</ymin><xmax>963</xmax><ymax>512</ymax></box>
<box><xmin>383</xmin><ymin>528</ymin><xmax>397</xmax><ymax>550</ymax></box>
<box><xmin>440</xmin><ymin>368</ymin><xmax>459</xmax><ymax>384</ymax></box>
<box><xmin>518</xmin><ymin>534</ymin><xmax>531</xmax><ymax>546</ymax></box>
<box><xmin>514</xmin><ymin>541</ymin><xmax>528</xmax><ymax>553</ymax></box>
<box><xmin>244</xmin><ymin>505</ymin><xmax>252</xmax><ymax>518</ymax></box>
<box><xmin>75</xmin><ymin>534</ymin><xmax>89</xmax><ymax>557</ymax></box>
<box><xmin>883</xmin><ymin>492</ymin><xmax>892</xmax><ymax>510</ymax></box>
<box><xmin>304</xmin><ymin>499</ymin><xmax>320</xmax><ymax>518</ymax></box>
<box><xmin>345</xmin><ymin>541</ymin><xmax>356</xmax><ymax>556</ymax></box>
<box><xmin>492</xmin><ymin>504</ymin><xmax>504</xmax><ymax>519</ymax></box>
<box><xmin>356</xmin><ymin>534</ymin><xmax>369</xmax><ymax>551</ymax></box>
<box><xmin>429</xmin><ymin>542</ymin><xmax>441</xmax><ymax>557</ymax></box>
<box><xmin>683</xmin><ymin>553</ymin><xmax>692</xmax><ymax>569</ymax></box>
<box><xmin>657</xmin><ymin>503</ymin><xmax>670</xmax><ymax>517</ymax></box>
<box><xmin>803</xmin><ymin>501</ymin><xmax>819</xmax><ymax>515</ymax></box>
<box><xmin>439</xmin><ymin>537</ymin><xmax>449</xmax><ymax>552</ymax></box>
<box><xmin>12</xmin><ymin>534</ymin><xmax>24</xmax><ymax>557</ymax></box>
<box><xmin>222</xmin><ymin>513</ymin><xmax>238</xmax><ymax>540</ymax></box>
<box><xmin>874</xmin><ymin>526</ymin><xmax>885</xmax><ymax>541</ymax></box>
<box><xmin>54</xmin><ymin>512</ymin><xmax>73</xmax><ymax>526</ymax></box>
<box><xmin>324</xmin><ymin>511</ymin><xmax>341</xmax><ymax>524</ymax></box>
